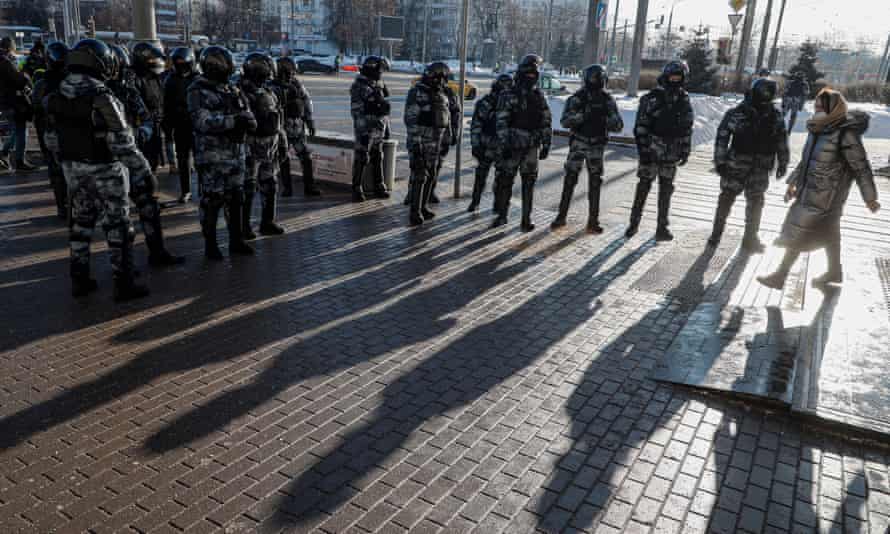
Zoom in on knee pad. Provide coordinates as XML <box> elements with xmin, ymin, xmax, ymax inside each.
<box><xmin>658</xmin><ymin>178</ymin><xmax>675</xmax><ymax>195</ymax></box>
<box><xmin>354</xmin><ymin>150</ymin><xmax>369</xmax><ymax>166</ymax></box>
<box><xmin>203</xmin><ymin>191</ymin><xmax>226</xmax><ymax>210</ymax></box>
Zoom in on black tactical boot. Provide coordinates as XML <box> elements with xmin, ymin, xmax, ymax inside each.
<box><xmin>227</xmin><ymin>193</ymin><xmax>255</xmax><ymax>255</ymax></box>
<box><xmin>420</xmin><ymin>177</ymin><xmax>436</xmax><ymax>220</ymax></box>
<box><xmin>551</xmin><ymin>175</ymin><xmax>576</xmax><ymax>230</ymax></box>
<box><xmin>708</xmin><ymin>191</ymin><xmax>735</xmax><ymax>248</ymax></box>
<box><xmin>409</xmin><ymin>179</ymin><xmax>425</xmax><ymax>226</ymax></box>
<box><xmin>741</xmin><ymin>195</ymin><xmax>765</xmax><ymax>253</ymax></box>
<box><xmin>371</xmin><ymin>151</ymin><xmax>390</xmax><ymax>199</ymax></box>
<box><xmin>586</xmin><ymin>177</ymin><xmax>603</xmax><ymax>234</ymax></box>
<box><xmin>52</xmin><ymin>171</ymin><xmax>68</xmax><ymax>220</ymax></box>
<box><xmin>14</xmin><ymin>158</ymin><xmax>37</xmax><ymax>172</ymax></box>
<box><xmin>280</xmin><ymin>157</ymin><xmax>293</xmax><ymax>197</ymax></box>
<box><xmin>71</xmin><ymin>264</ymin><xmax>99</xmax><ymax>298</ymax></box>
<box><xmin>655</xmin><ymin>180</ymin><xmax>674</xmax><ymax>242</ymax></box>
<box><xmin>352</xmin><ymin>159</ymin><xmax>367</xmax><ymax>202</ymax></box>
<box><xmin>467</xmin><ymin>169</ymin><xmax>486</xmax><ymax>213</ymax></box>
<box><xmin>202</xmin><ymin>201</ymin><xmax>224</xmax><ymax>260</ymax></box>
<box><xmin>114</xmin><ymin>230</ymin><xmax>150</xmax><ymax>302</ymax></box>
<box><xmin>403</xmin><ymin>180</ymin><xmax>414</xmax><ymax>206</ymax></box>
<box><xmin>242</xmin><ymin>191</ymin><xmax>257</xmax><ymax>240</ymax></box>
<box><xmin>259</xmin><ymin>195</ymin><xmax>285</xmax><ymax>236</ymax></box>
<box><xmin>301</xmin><ymin>156</ymin><xmax>321</xmax><ymax>197</ymax></box>
<box><xmin>625</xmin><ymin>180</ymin><xmax>651</xmax><ymax>238</ymax></box>
<box><xmin>428</xmin><ymin>176</ymin><xmax>440</xmax><ymax>204</ymax></box>
<box><xmin>146</xmin><ymin>207</ymin><xmax>185</xmax><ymax>267</ymax></box>
<box><xmin>491</xmin><ymin>176</ymin><xmax>509</xmax><ymax>228</ymax></box>
<box><xmin>520</xmin><ymin>177</ymin><xmax>536</xmax><ymax>233</ymax></box>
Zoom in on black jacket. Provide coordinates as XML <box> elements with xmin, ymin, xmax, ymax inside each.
<box><xmin>0</xmin><ymin>53</ymin><xmax>28</xmax><ymax>109</ymax></box>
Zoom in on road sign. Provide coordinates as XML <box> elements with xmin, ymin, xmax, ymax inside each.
<box><xmin>596</xmin><ymin>1</ymin><xmax>608</xmax><ymax>31</ymax></box>
<box><xmin>729</xmin><ymin>0</ymin><xmax>745</xmax><ymax>12</ymax></box>
<box><xmin>728</xmin><ymin>13</ymin><xmax>743</xmax><ymax>31</ymax></box>
<box><xmin>378</xmin><ymin>15</ymin><xmax>404</xmax><ymax>41</ymax></box>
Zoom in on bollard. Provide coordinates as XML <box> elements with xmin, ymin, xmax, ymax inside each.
<box><xmin>382</xmin><ymin>139</ymin><xmax>398</xmax><ymax>191</ymax></box>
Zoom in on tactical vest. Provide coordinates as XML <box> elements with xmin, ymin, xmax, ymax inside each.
<box><xmin>282</xmin><ymin>85</ymin><xmax>305</xmax><ymax>119</ymax></box>
<box><xmin>251</xmin><ymin>89</ymin><xmax>280</xmax><ymax>137</ymax></box>
<box><xmin>731</xmin><ymin>110</ymin><xmax>776</xmax><ymax>155</ymax></box>
<box><xmin>48</xmin><ymin>90</ymin><xmax>113</xmax><ymax>164</ymax></box>
<box><xmin>417</xmin><ymin>88</ymin><xmax>450</xmax><ymax>128</ymax></box>
<box><xmin>510</xmin><ymin>91</ymin><xmax>544</xmax><ymax>131</ymax></box>
<box><xmin>363</xmin><ymin>83</ymin><xmax>390</xmax><ymax>116</ymax></box>
<box><xmin>140</xmin><ymin>76</ymin><xmax>163</xmax><ymax>115</ymax></box>
<box><xmin>577</xmin><ymin>92</ymin><xmax>608</xmax><ymax>138</ymax></box>
<box><xmin>652</xmin><ymin>93</ymin><xmax>689</xmax><ymax>138</ymax></box>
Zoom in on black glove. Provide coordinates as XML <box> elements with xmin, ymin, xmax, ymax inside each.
<box><xmin>472</xmin><ymin>147</ymin><xmax>484</xmax><ymax>160</ymax></box>
<box><xmin>377</xmin><ymin>98</ymin><xmax>391</xmax><ymax>116</ymax></box>
<box><xmin>678</xmin><ymin>155</ymin><xmax>689</xmax><ymax>166</ymax></box>
<box><xmin>638</xmin><ymin>149</ymin><xmax>654</xmax><ymax>165</ymax></box>
<box><xmin>716</xmin><ymin>163</ymin><xmax>727</xmax><ymax>176</ymax></box>
<box><xmin>539</xmin><ymin>145</ymin><xmax>550</xmax><ymax>161</ymax></box>
<box><xmin>776</xmin><ymin>165</ymin><xmax>787</xmax><ymax>179</ymax></box>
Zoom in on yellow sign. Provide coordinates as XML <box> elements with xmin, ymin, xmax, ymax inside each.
<box><xmin>729</xmin><ymin>0</ymin><xmax>746</xmax><ymax>12</ymax></box>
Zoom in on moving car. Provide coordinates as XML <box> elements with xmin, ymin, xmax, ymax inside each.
<box><xmin>411</xmin><ymin>72</ymin><xmax>478</xmax><ymax>100</ymax></box>
<box><xmin>296</xmin><ymin>58</ymin><xmax>337</xmax><ymax>75</ymax></box>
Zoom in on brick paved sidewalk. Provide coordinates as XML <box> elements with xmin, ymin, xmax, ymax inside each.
<box><xmin>1</xmin><ymin>154</ymin><xmax>890</xmax><ymax>534</ymax></box>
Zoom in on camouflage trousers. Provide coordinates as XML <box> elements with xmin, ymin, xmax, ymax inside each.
<box><xmin>197</xmin><ymin>161</ymin><xmax>246</xmax><ymax>227</ymax></box>
<box><xmin>246</xmin><ymin>135</ymin><xmax>280</xmax><ymax>208</ymax></box>
<box><xmin>409</xmin><ymin>136</ymin><xmax>444</xmax><ymax>194</ymax></box>
<box><xmin>471</xmin><ymin>145</ymin><xmax>499</xmax><ymax>206</ymax></box>
<box><xmin>493</xmin><ymin>146</ymin><xmax>539</xmax><ymax>215</ymax></box>
<box><xmin>712</xmin><ymin>168</ymin><xmax>771</xmax><ymax>242</ymax></box>
<box><xmin>559</xmin><ymin>138</ymin><xmax>606</xmax><ymax>218</ymax></box>
<box><xmin>64</xmin><ymin>161</ymin><xmax>131</xmax><ymax>278</ymax></box>
<box><xmin>637</xmin><ymin>161</ymin><xmax>677</xmax><ymax>192</ymax></box>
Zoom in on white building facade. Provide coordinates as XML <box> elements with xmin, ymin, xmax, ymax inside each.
<box><xmin>278</xmin><ymin>0</ymin><xmax>337</xmax><ymax>54</ymax></box>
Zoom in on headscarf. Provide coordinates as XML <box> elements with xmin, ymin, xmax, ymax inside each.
<box><xmin>806</xmin><ymin>88</ymin><xmax>848</xmax><ymax>134</ymax></box>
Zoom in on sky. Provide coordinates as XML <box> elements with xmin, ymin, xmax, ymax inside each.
<box><xmin>609</xmin><ymin>0</ymin><xmax>890</xmax><ymax>51</ymax></box>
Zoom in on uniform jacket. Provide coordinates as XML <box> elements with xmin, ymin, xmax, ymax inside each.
<box><xmin>495</xmin><ymin>83</ymin><xmax>552</xmax><ymax>152</ymax></box>
<box><xmin>404</xmin><ymin>81</ymin><xmax>451</xmax><ymax>152</ymax></box>
<box><xmin>31</xmin><ymin>70</ymin><xmax>64</xmax><ymax>138</ymax></box>
<box><xmin>470</xmin><ymin>92</ymin><xmax>498</xmax><ymax>152</ymax></box>
<box><xmin>187</xmin><ymin>76</ymin><xmax>255</xmax><ymax>166</ymax></box>
<box><xmin>268</xmin><ymin>77</ymin><xmax>313</xmax><ymax>139</ymax></box>
<box><xmin>350</xmin><ymin>74</ymin><xmax>390</xmax><ymax>140</ymax></box>
<box><xmin>134</xmin><ymin>73</ymin><xmax>164</xmax><ymax>121</ymax></box>
<box><xmin>560</xmin><ymin>87</ymin><xmax>623</xmax><ymax>145</ymax></box>
<box><xmin>779</xmin><ymin>111</ymin><xmax>877</xmax><ymax>250</ymax></box>
<box><xmin>163</xmin><ymin>71</ymin><xmax>199</xmax><ymax>133</ymax></box>
<box><xmin>240</xmin><ymin>78</ymin><xmax>283</xmax><ymax>140</ymax></box>
<box><xmin>0</xmin><ymin>52</ymin><xmax>28</xmax><ymax>109</ymax></box>
<box><xmin>714</xmin><ymin>100</ymin><xmax>789</xmax><ymax>174</ymax></box>
<box><xmin>634</xmin><ymin>86</ymin><xmax>694</xmax><ymax>162</ymax></box>
<box><xmin>108</xmin><ymin>74</ymin><xmax>154</xmax><ymax>136</ymax></box>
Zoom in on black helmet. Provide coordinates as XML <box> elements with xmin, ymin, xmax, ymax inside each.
<box><xmin>31</xmin><ymin>38</ymin><xmax>46</xmax><ymax>56</ymax></box>
<box><xmin>423</xmin><ymin>61</ymin><xmax>450</xmax><ymax>89</ymax></box>
<box><xmin>582</xmin><ymin>64</ymin><xmax>607</xmax><ymax>91</ymax></box>
<box><xmin>277</xmin><ymin>56</ymin><xmax>298</xmax><ymax>81</ymax></box>
<box><xmin>0</xmin><ymin>37</ymin><xmax>13</xmax><ymax>53</ymax></box>
<box><xmin>46</xmin><ymin>42</ymin><xmax>69</xmax><ymax>73</ymax></box>
<box><xmin>199</xmin><ymin>46</ymin><xmax>234</xmax><ymax>83</ymax></box>
<box><xmin>491</xmin><ymin>73</ymin><xmax>512</xmax><ymax>94</ymax></box>
<box><xmin>660</xmin><ymin>60</ymin><xmax>688</xmax><ymax>88</ymax></box>
<box><xmin>360</xmin><ymin>55</ymin><xmax>389</xmax><ymax>81</ymax></box>
<box><xmin>67</xmin><ymin>38</ymin><xmax>116</xmax><ymax>81</ymax></box>
<box><xmin>756</xmin><ymin>68</ymin><xmax>771</xmax><ymax>78</ymax></box>
<box><xmin>516</xmin><ymin>54</ymin><xmax>543</xmax><ymax>87</ymax></box>
<box><xmin>751</xmin><ymin>78</ymin><xmax>778</xmax><ymax>108</ymax></box>
<box><xmin>171</xmin><ymin>46</ymin><xmax>196</xmax><ymax>76</ymax></box>
<box><xmin>132</xmin><ymin>42</ymin><xmax>165</xmax><ymax>76</ymax></box>
<box><xmin>110</xmin><ymin>44</ymin><xmax>130</xmax><ymax>81</ymax></box>
<box><xmin>243</xmin><ymin>52</ymin><xmax>275</xmax><ymax>83</ymax></box>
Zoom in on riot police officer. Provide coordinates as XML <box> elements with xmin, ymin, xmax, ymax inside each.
<box><xmin>32</xmin><ymin>41</ymin><xmax>69</xmax><ymax>219</ymax></box>
<box><xmin>551</xmin><ymin>64</ymin><xmax>624</xmax><ymax>233</ymax></box>
<box><xmin>240</xmin><ymin>52</ymin><xmax>286</xmax><ymax>238</ymax></box>
<box><xmin>350</xmin><ymin>56</ymin><xmax>391</xmax><ymax>202</ymax></box>
<box><xmin>48</xmin><ymin>39</ymin><xmax>152</xmax><ymax>300</ymax></box>
<box><xmin>493</xmin><ymin>54</ymin><xmax>552</xmax><ymax>231</ymax></box>
<box><xmin>269</xmin><ymin>57</ymin><xmax>321</xmax><ymax>197</ymax></box>
<box><xmin>131</xmin><ymin>42</ymin><xmax>166</xmax><ymax>172</ymax></box>
<box><xmin>430</xmin><ymin>84</ymin><xmax>461</xmax><ymax>203</ymax></box>
<box><xmin>188</xmin><ymin>46</ymin><xmax>257</xmax><ymax>259</ymax></box>
<box><xmin>709</xmin><ymin>78</ymin><xmax>789</xmax><ymax>251</ymax></box>
<box><xmin>404</xmin><ymin>62</ymin><xmax>452</xmax><ymax>226</ymax></box>
<box><xmin>163</xmin><ymin>46</ymin><xmax>199</xmax><ymax>202</ymax></box>
<box><xmin>627</xmin><ymin>60</ymin><xmax>694</xmax><ymax>241</ymax></box>
<box><xmin>468</xmin><ymin>74</ymin><xmax>512</xmax><ymax>213</ymax></box>
<box><xmin>108</xmin><ymin>44</ymin><xmax>154</xmax><ymax>147</ymax></box>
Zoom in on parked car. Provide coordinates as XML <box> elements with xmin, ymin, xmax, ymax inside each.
<box><xmin>410</xmin><ymin>72</ymin><xmax>478</xmax><ymax>100</ymax></box>
<box><xmin>296</xmin><ymin>59</ymin><xmax>337</xmax><ymax>74</ymax></box>
<box><xmin>498</xmin><ymin>71</ymin><xmax>569</xmax><ymax>96</ymax></box>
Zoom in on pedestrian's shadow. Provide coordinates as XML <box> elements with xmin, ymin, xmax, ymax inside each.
<box><xmin>258</xmin><ymin>238</ymin><xmax>651</xmax><ymax>529</ymax></box>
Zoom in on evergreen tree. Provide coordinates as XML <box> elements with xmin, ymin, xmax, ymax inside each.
<box><xmin>788</xmin><ymin>41</ymin><xmax>824</xmax><ymax>97</ymax></box>
<box><xmin>680</xmin><ymin>28</ymin><xmax>719</xmax><ymax>94</ymax></box>
<box><xmin>567</xmin><ymin>34</ymin><xmax>582</xmax><ymax>72</ymax></box>
<box><xmin>552</xmin><ymin>34</ymin><xmax>567</xmax><ymax>73</ymax></box>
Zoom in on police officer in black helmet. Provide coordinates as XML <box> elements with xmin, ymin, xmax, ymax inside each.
<box><xmin>350</xmin><ymin>55</ymin><xmax>392</xmax><ymax>201</ymax></box>
<box><xmin>32</xmin><ymin>41</ymin><xmax>69</xmax><ymax>218</ymax></box>
<box><xmin>163</xmin><ymin>47</ymin><xmax>199</xmax><ymax>203</ymax></box>
<box><xmin>131</xmin><ymin>42</ymin><xmax>167</xmax><ymax>172</ymax></box>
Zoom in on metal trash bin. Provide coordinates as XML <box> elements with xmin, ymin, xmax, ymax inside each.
<box><xmin>382</xmin><ymin>139</ymin><xmax>398</xmax><ymax>191</ymax></box>
<box><xmin>302</xmin><ymin>130</ymin><xmax>400</xmax><ymax>191</ymax></box>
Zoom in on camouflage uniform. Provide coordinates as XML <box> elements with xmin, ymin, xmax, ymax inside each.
<box><xmin>553</xmin><ymin>87</ymin><xmax>623</xmax><ymax>230</ymax></box>
<box><xmin>709</xmin><ymin>98</ymin><xmax>789</xmax><ymax>248</ymax></box>
<box><xmin>187</xmin><ymin>75</ymin><xmax>257</xmax><ymax>257</ymax></box>
<box><xmin>629</xmin><ymin>85</ymin><xmax>694</xmax><ymax>238</ymax></box>
<box><xmin>404</xmin><ymin>81</ymin><xmax>451</xmax><ymax>223</ymax></box>
<box><xmin>469</xmin><ymin>92</ymin><xmax>499</xmax><ymax>212</ymax></box>
<box><xmin>268</xmin><ymin>77</ymin><xmax>317</xmax><ymax>196</ymax></box>
<box><xmin>432</xmin><ymin>86</ymin><xmax>461</xmax><ymax>201</ymax></box>
<box><xmin>50</xmin><ymin>73</ymin><xmax>154</xmax><ymax>292</ymax></box>
<box><xmin>350</xmin><ymin>74</ymin><xmax>390</xmax><ymax>198</ymax></box>
<box><xmin>108</xmin><ymin>73</ymin><xmax>155</xmax><ymax>147</ymax></box>
<box><xmin>493</xmin><ymin>82</ymin><xmax>552</xmax><ymax>230</ymax></box>
<box><xmin>241</xmin><ymin>78</ymin><xmax>285</xmax><ymax>236</ymax></box>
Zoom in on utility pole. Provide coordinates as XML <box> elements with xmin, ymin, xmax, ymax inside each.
<box><xmin>185</xmin><ymin>0</ymin><xmax>193</xmax><ymax>44</ymax></box>
<box><xmin>734</xmin><ymin>0</ymin><xmax>757</xmax><ymax>85</ymax></box>
<box><xmin>878</xmin><ymin>33</ymin><xmax>890</xmax><ymax>82</ymax></box>
<box><xmin>606</xmin><ymin>0</ymin><xmax>620</xmax><ymax>72</ymax></box>
<box><xmin>767</xmin><ymin>0</ymin><xmax>786</xmax><ymax>71</ymax></box>
<box><xmin>620</xmin><ymin>19</ymin><xmax>628</xmax><ymax>67</ymax></box>
<box><xmin>583</xmin><ymin>0</ymin><xmax>602</xmax><ymax>64</ymax></box>
<box><xmin>627</xmin><ymin>0</ymin><xmax>649</xmax><ymax>97</ymax></box>
<box><xmin>663</xmin><ymin>4</ymin><xmax>674</xmax><ymax>59</ymax></box>
<box><xmin>421</xmin><ymin>0</ymin><xmax>430</xmax><ymax>63</ymax></box>
<box><xmin>543</xmin><ymin>0</ymin><xmax>555</xmax><ymax>62</ymax></box>
<box><xmin>453</xmin><ymin>0</ymin><xmax>470</xmax><ymax>198</ymax></box>
<box><xmin>134</xmin><ymin>0</ymin><xmax>159</xmax><ymax>43</ymax></box>
<box><xmin>755</xmin><ymin>0</ymin><xmax>774</xmax><ymax>70</ymax></box>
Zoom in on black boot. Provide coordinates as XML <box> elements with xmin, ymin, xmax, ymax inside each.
<box><xmin>708</xmin><ymin>191</ymin><xmax>736</xmax><ymax>247</ymax></box>
<box><xmin>468</xmin><ymin>168</ymin><xmax>487</xmax><ymax>213</ymax></box>
<box><xmin>403</xmin><ymin>180</ymin><xmax>414</xmax><ymax>206</ymax></box>
<box><xmin>301</xmin><ymin>155</ymin><xmax>321</xmax><ymax>197</ymax></box>
<box><xmin>114</xmin><ymin>227</ymin><xmax>150</xmax><ymax>302</ymax></box>
<box><xmin>227</xmin><ymin>192</ymin><xmax>255</xmax><ymax>255</ymax></box>
<box><xmin>371</xmin><ymin>149</ymin><xmax>390</xmax><ymax>199</ymax></box>
<box><xmin>491</xmin><ymin>174</ymin><xmax>510</xmax><ymax>227</ymax></box>
<box><xmin>202</xmin><ymin>201</ymin><xmax>224</xmax><ymax>261</ymax></box>
<box><xmin>51</xmin><ymin>168</ymin><xmax>68</xmax><ymax>220</ymax></box>
<box><xmin>242</xmin><ymin>191</ymin><xmax>257</xmax><ymax>240</ymax></box>
<box><xmin>409</xmin><ymin>179</ymin><xmax>425</xmax><ymax>226</ymax></box>
<box><xmin>551</xmin><ymin>174</ymin><xmax>577</xmax><ymax>230</ymax></box>
<box><xmin>352</xmin><ymin>157</ymin><xmax>367</xmax><ymax>202</ymax></box>
<box><xmin>655</xmin><ymin>180</ymin><xmax>674</xmax><ymax>242</ymax></box>
<box><xmin>741</xmin><ymin>195</ymin><xmax>765</xmax><ymax>253</ymax></box>
<box><xmin>420</xmin><ymin>177</ymin><xmax>436</xmax><ymax>221</ymax></box>
<box><xmin>586</xmin><ymin>176</ymin><xmax>603</xmax><ymax>234</ymax></box>
<box><xmin>280</xmin><ymin>157</ymin><xmax>293</xmax><ymax>197</ymax></box>
<box><xmin>625</xmin><ymin>180</ymin><xmax>651</xmax><ymax>238</ymax></box>
<box><xmin>145</xmin><ymin>203</ymin><xmax>185</xmax><ymax>267</ymax></box>
<box><xmin>259</xmin><ymin>194</ymin><xmax>285</xmax><ymax>235</ymax></box>
<box><xmin>428</xmin><ymin>176</ymin><xmax>440</xmax><ymax>204</ymax></box>
<box><xmin>14</xmin><ymin>158</ymin><xmax>37</xmax><ymax>172</ymax></box>
<box><xmin>71</xmin><ymin>263</ymin><xmax>99</xmax><ymax>297</ymax></box>
<box><xmin>520</xmin><ymin>177</ymin><xmax>536</xmax><ymax>233</ymax></box>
